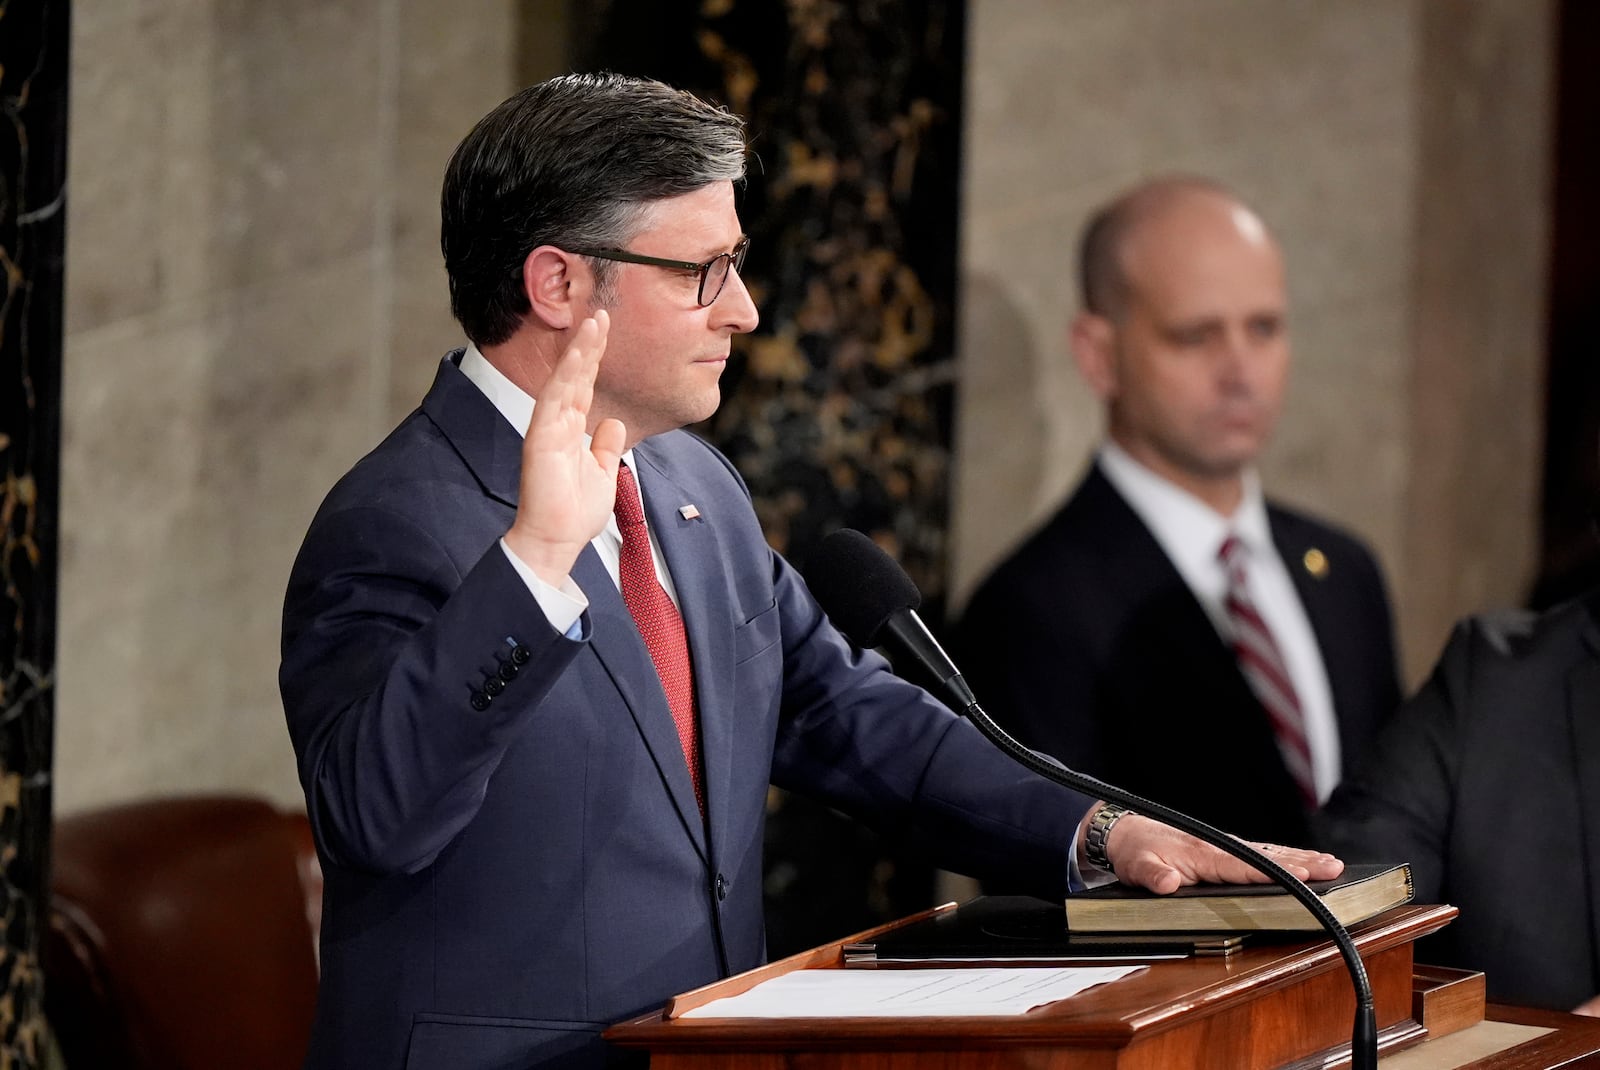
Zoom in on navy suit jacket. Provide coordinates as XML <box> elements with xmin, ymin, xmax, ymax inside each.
<box><xmin>280</xmin><ymin>354</ymin><xmax>1094</xmax><ymax>1069</ymax></box>
<box><xmin>955</xmin><ymin>465</ymin><xmax>1400</xmax><ymax>848</ymax></box>
<box><xmin>1315</xmin><ymin>594</ymin><xmax>1600</xmax><ymax>1010</ymax></box>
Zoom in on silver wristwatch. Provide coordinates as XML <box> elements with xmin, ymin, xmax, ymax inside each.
<box><xmin>1084</xmin><ymin>803</ymin><xmax>1129</xmax><ymax>874</ymax></box>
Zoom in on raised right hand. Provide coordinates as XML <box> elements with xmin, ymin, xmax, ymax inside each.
<box><xmin>504</xmin><ymin>311</ymin><xmax>627</xmax><ymax>586</ymax></box>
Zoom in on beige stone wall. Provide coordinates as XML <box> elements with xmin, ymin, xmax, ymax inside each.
<box><xmin>55</xmin><ymin>1</ymin><xmax>1555</xmax><ymax>813</ymax></box>
<box><xmin>953</xmin><ymin>1</ymin><xmax>1554</xmax><ymax>684</ymax></box>
<box><xmin>1402</xmin><ymin>2</ymin><xmax>1555</xmax><ymax>681</ymax></box>
<box><xmin>57</xmin><ymin>1</ymin><xmax>521</xmax><ymax>814</ymax></box>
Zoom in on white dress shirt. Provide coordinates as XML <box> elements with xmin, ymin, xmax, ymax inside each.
<box><xmin>1095</xmin><ymin>441</ymin><xmax>1342</xmax><ymax>803</ymax></box>
<box><xmin>458</xmin><ymin>343</ymin><xmax>682</xmax><ymax>634</ymax></box>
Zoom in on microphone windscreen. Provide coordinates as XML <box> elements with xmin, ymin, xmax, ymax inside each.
<box><xmin>802</xmin><ymin>529</ymin><xmax>921</xmax><ymax>648</ymax></box>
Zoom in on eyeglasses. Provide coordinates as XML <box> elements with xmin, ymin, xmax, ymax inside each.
<box><xmin>568</xmin><ymin>236</ymin><xmax>751</xmax><ymax>307</ymax></box>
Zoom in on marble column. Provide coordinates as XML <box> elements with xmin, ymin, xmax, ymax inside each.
<box><xmin>565</xmin><ymin>0</ymin><xmax>966</xmax><ymax>954</ymax></box>
<box><xmin>1532</xmin><ymin>0</ymin><xmax>1600</xmax><ymax>607</ymax></box>
<box><xmin>572</xmin><ymin>0</ymin><xmax>964</xmax><ymax>619</ymax></box>
<box><xmin>0</xmin><ymin>0</ymin><xmax>68</xmax><ymax>1064</ymax></box>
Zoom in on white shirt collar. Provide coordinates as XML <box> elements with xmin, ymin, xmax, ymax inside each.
<box><xmin>459</xmin><ymin>342</ymin><xmax>532</xmax><ymax>437</ymax></box>
<box><xmin>455</xmin><ymin>342</ymin><xmax>683</xmax><ymax>614</ymax></box>
<box><xmin>1095</xmin><ymin>439</ymin><xmax>1272</xmax><ymax>580</ymax></box>
<box><xmin>458</xmin><ymin>342</ymin><xmax>637</xmax><ymax>473</ymax></box>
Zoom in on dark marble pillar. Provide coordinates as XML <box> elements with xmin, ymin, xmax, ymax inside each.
<box><xmin>572</xmin><ymin>2</ymin><xmax>963</xmax><ymax>617</ymax></box>
<box><xmin>1532</xmin><ymin>0</ymin><xmax>1600</xmax><ymax>608</ymax></box>
<box><xmin>0</xmin><ymin>0</ymin><xmax>68</xmax><ymax>1064</ymax></box>
<box><xmin>565</xmin><ymin>0</ymin><xmax>965</xmax><ymax>956</ymax></box>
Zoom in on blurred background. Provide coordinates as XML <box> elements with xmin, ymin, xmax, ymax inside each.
<box><xmin>3</xmin><ymin>0</ymin><xmax>1597</xmax><ymax>1059</ymax></box>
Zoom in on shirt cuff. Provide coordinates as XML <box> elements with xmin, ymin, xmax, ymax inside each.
<box><xmin>500</xmin><ymin>538</ymin><xmax>588</xmax><ymax>636</ymax></box>
<box><xmin>1070</xmin><ymin>845</ymin><xmax>1122</xmax><ymax>891</ymax></box>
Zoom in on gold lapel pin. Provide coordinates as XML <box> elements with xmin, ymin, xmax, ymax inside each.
<box><xmin>1303</xmin><ymin>547</ymin><xmax>1329</xmax><ymax>579</ymax></box>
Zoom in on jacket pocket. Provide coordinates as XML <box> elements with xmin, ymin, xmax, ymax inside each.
<box><xmin>733</xmin><ymin>600</ymin><xmax>780</xmax><ymax>665</ymax></box>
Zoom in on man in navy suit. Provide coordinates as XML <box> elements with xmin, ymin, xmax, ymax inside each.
<box><xmin>280</xmin><ymin>79</ymin><xmax>1342</xmax><ymax>1069</ymax></box>
<box><xmin>957</xmin><ymin>177</ymin><xmax>1400</xmax><ymax>849</ymax></box>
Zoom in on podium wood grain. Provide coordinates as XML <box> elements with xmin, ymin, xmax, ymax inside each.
<box><xmin>607</xmin><ymin>904</ymin><xmax>1456</xmax><ymax>1069</ymax></box>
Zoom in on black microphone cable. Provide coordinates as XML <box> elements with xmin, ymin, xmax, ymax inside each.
<box><xmin>803</xmin><ymin>527</ymin><xmax>1379</xmax><ymax>1070</ymax></box>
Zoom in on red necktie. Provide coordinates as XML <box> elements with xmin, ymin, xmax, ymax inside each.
<box><xmin>614</xmin><ymin>462</ymin><xmax>703</xmax><ymax>812</ymax></box>
<box><xmin>1218</xmin><ymin>535</ymin><xmax>1317</xmax><ymax>808</ymax></box>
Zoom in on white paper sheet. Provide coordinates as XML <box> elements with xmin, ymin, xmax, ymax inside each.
<box><xmin>678</xmin><ymin>965</ymin><xmax>1146</xmax><ymax>1018</ymax></box>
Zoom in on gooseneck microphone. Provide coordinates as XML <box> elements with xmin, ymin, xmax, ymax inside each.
<box><xmin>803</xmin><ymin>528</ymin><xmax>1378</xmax><ymax>1070</ymax></box>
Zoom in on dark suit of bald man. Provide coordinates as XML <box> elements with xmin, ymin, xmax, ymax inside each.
<box><xmin>956</xmin><ymin>464</ymin><xmax>1400</xmax><ymax>847</ymax></box>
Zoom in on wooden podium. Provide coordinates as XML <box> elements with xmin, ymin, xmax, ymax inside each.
<box><xmin>606</xmin><ymin>903</ymin><xmax>1600</xmax><ymax>1069</ymax></box>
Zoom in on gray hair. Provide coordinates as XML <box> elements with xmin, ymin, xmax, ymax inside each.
<box><xmin>442</xmin><ymin>72</ymin><xmax>749</xmax><ymax>346</ymax></box>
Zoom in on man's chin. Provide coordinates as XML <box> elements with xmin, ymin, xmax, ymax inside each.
<box><xmin>1195</xmin><ymin>432</ymin><xmax>1270</xmax><ymax>474</ymax></box>
<box><xmin>1181</xmin><ymin>447</ymin><xmax>1259</xmax><ymax>483</ymax></box>
<box><xmin>681</xmin><ymin>388</ymin><xmax>723</xmax><ymax>430</ymax></box>
<box><xmin>1201</xmin><ymin>456</ymin><xmax>1258</xmax><ymax>480</ymax></box>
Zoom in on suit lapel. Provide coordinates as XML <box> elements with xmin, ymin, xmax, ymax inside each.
<box><xmin>572</xmin><ymin>548</ymin><xmax>709</xmax><ymax>860</ymax></box>
<box><xmin>1568</xmin><ymin>600</ymin><xmax>1600</xmax><ymax>971</ymax></box>
<box><xmin>420</xmin><ymin>357</ymin><xmax>710</xmax><ymax>856</ymax></box>
<box><xmin>1270</xmin><ymin>513</ymin><xmax>1358</xmax><ymax>757</ymax></box>
<box><xmin>420</xmin><ymin>352</ymin><xmax>523</xmax><ymax>508</ymax></box>
<box><xmin>633</xmin><ymin>446</ymin><xmax>736</xmax><ymax>859</ymax></box>
<box><xmin>1079</xmin><ymin>469</ymin><xmax>1241</xmax><ymax>675</ymax></box>
<box><xmin>1271</xmin><ymin>514</ymin><xmax>1322</xmax><ymax>631</ymax></box>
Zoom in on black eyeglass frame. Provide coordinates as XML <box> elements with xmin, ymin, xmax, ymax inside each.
<box><xmin>567</xmin><ymin>235</ymin><xmax>751</xmax><ymax>307</ymax></box>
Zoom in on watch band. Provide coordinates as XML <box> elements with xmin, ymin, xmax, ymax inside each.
<box><xmin>1085</xmin><ymin>803</ymin><xmax>1129</xmax><ymax>874</ymax></box>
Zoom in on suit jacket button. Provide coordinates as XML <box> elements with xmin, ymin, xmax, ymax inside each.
<box><xmin>498</xmin><ymin>660</ymin><xmax>519</xmax><ymax>682</ymax></box>
<box><xmin>511</xmin><ymin>644</ymin><xmax>532</xmax><ymax>665</ymax></box>
<box><xmin>483</xmin><ymin>675</ymin><xmax>506</xmax><ymax>697</ymax></box>
<box><xmin>715</xmin><ymin>874</ymin><xmax>728</xmax><ymax>901</ymax></box>
<box><xmin>470</xmin><ymin>691</ymin><xmax>491</xmax><ymax>712</ymax></box>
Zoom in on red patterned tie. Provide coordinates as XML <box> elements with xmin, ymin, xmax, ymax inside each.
<box><xmin>1218</xmin><ymin>534</ymin><xmax>1317</xmax><ymax>808</ymax></box>
<box><xmin>614</xmin><ymin>461</ymin><xmax>703</xmax><ymax>813</ymax></box>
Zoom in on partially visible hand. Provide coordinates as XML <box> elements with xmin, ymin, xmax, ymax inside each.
<box><xmin>504</xmin><ymin>311</ymin><xmax>627</xmax><ymax>586</ymax></box>
<box><xmin>1573</xmin><ymin>995</ymin><xmax>1600</xmax><ymax>1017</ymax></box>
<box><xmin>1099</xmin><ymin>811</ymin><xmax>1344</xmax><ymax>894</ymax></box>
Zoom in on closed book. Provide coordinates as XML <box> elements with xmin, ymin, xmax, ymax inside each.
<box><xmin>1065</xmin><ymin>862</ymin><xmax>1414</xmax><ymax>934</ymax></box>
<box><xmin>841</xmin><ymin>896</ymin><xmax>1241</xmax><ymax>966</ymax></box>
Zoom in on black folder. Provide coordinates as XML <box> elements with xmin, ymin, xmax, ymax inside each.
<box><xmin>841</xmin><ymin>896</ymin><xmax>1243</xmax><ymax>967</ymax></box>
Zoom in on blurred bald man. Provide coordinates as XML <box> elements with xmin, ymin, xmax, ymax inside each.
<box><xmin>955</xmin><ymin>177</ymin><xmax>1401</xmax><ymax>847</ymax></box>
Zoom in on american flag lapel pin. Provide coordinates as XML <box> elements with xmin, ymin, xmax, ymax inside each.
<box><xmin>679</xmin><ymin>504</ymin><xmax>702</xmax><ymax>521</ymax></box>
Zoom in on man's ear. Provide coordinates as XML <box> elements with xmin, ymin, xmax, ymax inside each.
<box><xmin>522</xmin><ymin>246</ymin><xmax>592</xmax><ymax>330</ymax></box>
<box><xmin>1070</xmin><ymin>311</ymin><xmax>1120</xmax><ymax>402</ymax></box>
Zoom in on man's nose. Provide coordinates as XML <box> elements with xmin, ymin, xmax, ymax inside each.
<box><xmin>712</xmin><ymin>267</ymin><xmax>759</xmax><ymax>334</ymax></box>
<box><xmin>1214</xmin><ymin>331</ymin><xmax>1256</xmax><ymax>389</ymax></box>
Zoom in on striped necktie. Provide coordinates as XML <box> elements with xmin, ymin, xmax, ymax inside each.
<box><xmin>1218</xmin><ymin>534</ymin><xmax>1317</xmax><ymax>808</ymax></box>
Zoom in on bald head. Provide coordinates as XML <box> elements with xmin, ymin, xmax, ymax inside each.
<box><xmin>1068</xmin><ymin>177</ymin><xmax>1290</xmax><ymax>515</ymax></box>
<box><xmin>1079</xmin><ymin>177</ymin><xmax>1277</xmax><ymax>321</ymax></box>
